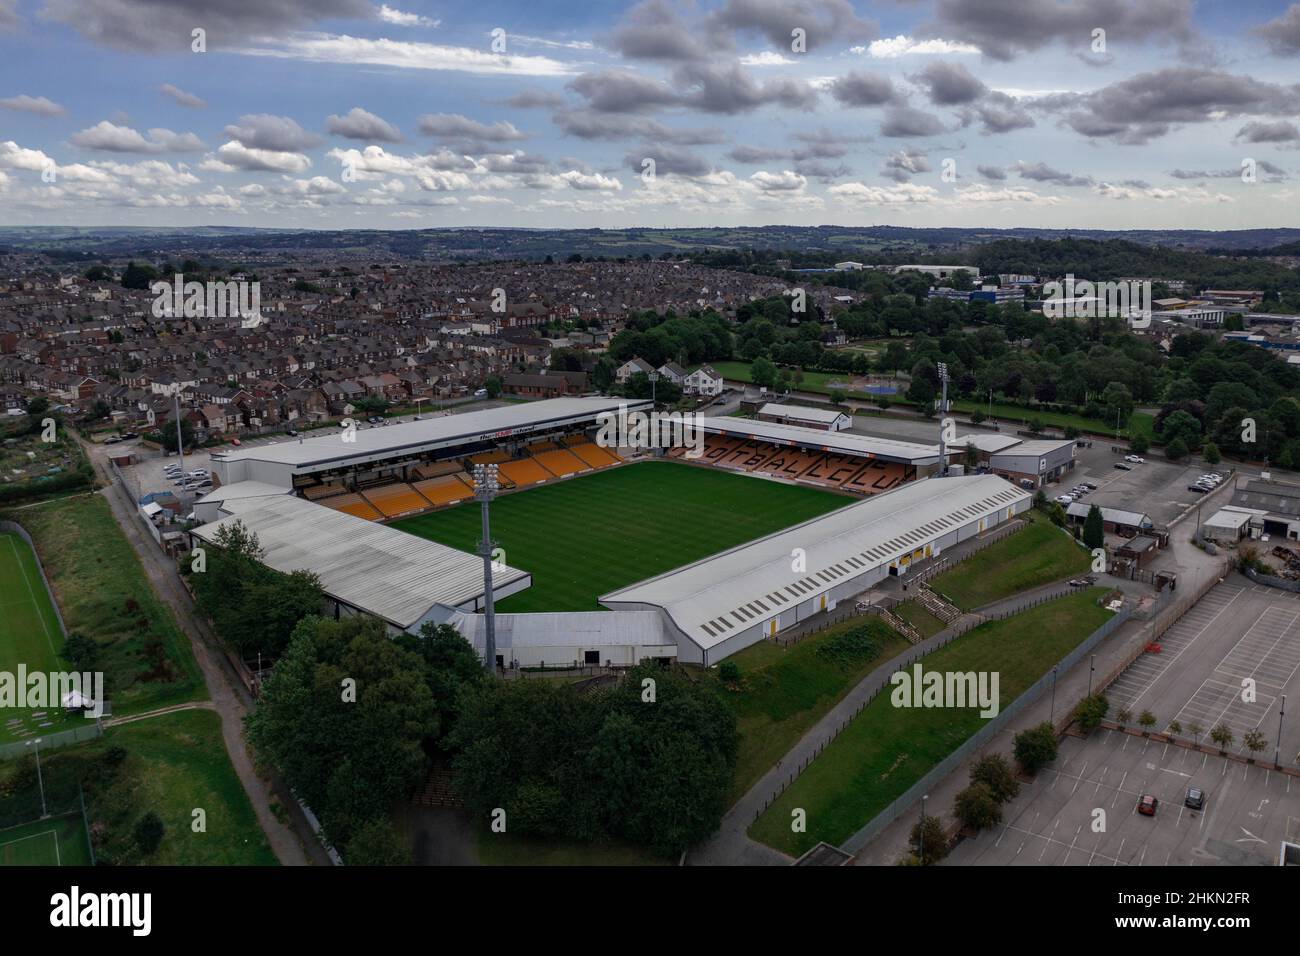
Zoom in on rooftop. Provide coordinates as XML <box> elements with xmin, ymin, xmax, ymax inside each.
<box><xmin>696</xmin><ymin>415</ymin><xmax>941</xmax><ymax>464</ymax></box>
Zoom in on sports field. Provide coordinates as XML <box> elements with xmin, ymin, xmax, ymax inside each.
<box><xmin>0</xmin><ymin>531</ymin><xmax>73</xmax><ymax>744</ymax></box>
<box><xmin>0</xmin><ymin>813</ymin><xmax>93</xmax><ymax>866</ymax></box>
<box><xmin>392</xmin><ymin>460</ymin><xmax>851</xmax><ymax>612</ymax></box>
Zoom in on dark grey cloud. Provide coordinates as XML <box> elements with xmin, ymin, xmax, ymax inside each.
<box><xmin>624</xmin><ymin>145</ymin><xmax>712</xmax><ymax>178</ymax></box>
<box><xmin>674</xmin><ymin>63</ymin><xmax>818</xmax><ymax>114</ymax></box>
<box><xmin>481</xmin><ymin>152</ymin><xmax>553</xmax><ymax>174</ymax></box>
<box><xmin>973</xmin><ymin>91</ymin><xmax>1035</xmax><ymax>133</ymax></box>
<box><xmin>159</xmin><ymin>84</ymin><xmax>205</xmax><ymax>109</ymax></box>
<box><xmin>708</xmin><ymin>0</ymin><xmax>876</xmax><ymax>52</ymax></box>
<box><xmin>1013</xmin><ymin>160</ymin><xmax>1094</xmax><ymax>187</ymax></box>
<box><xmin>828</xmin><ymin>71</ymin><xmax>902</xmax><ymax>108</ymax></box>
<box><xmin>913</xmin><ymin>61</ymin><xmax>986</xmax><ymax>106</ymax></box>
<box><xmin>224</xmin><ymin>114</ymin><xmax>322</xmax><ymax>152</ymax></box>
<box><xmin>1234</xmin><ymin>119</ymin><xmax>1300</xmax><ymax>143</ymax></box>
<box><xmin>567</xmin><ymin>70</ymin><xmax>679</xmax><ymax>113</ymax></box>
<box><xmin>977</xmin><ymin>164</ymin><xmax>1007</xmax><ymax>180</ymax></box>
<box><xmin>1257</xmin><ymin>3</ymin><xmax>1300</xmax><ymax>56</ymax></box>
<box><xmin>792</xmin><ymin>159</ymin><xmax>852</xmax><ymax>181</ymax></box>
<box><xmin>880</xmin><ymin>107</ymin><xmax>946</xmax><ymax>138</ymax></box>
<box><xmin>326</xmin><ymin>107</ymin><xmax>402</xmax><ymax>143</ymax></box>
<box><xmin>417</xmin><ymin>113</ymin><xmax>527</xmax><ymax>146</ymax></box>
<box><xmin>1170</xmin><ymin>161</ymin><xmax>1287</xmax><ymax>180</ymax></box>
<box><xmin>0</xmin><ymin>0</ymin><xmax>19</xmax><ymax>31</ymax></box>
<box><xmin>882</xmin><ymin>148</ymin><xmax>931</xmax><ymax>182</ymax></box>
<box><xmin>927</xmin><ymin>0</ymin><xmax>1196</xmax><ymax>62</ymax></box>
<box><xmin>729</xmin><ymin>145</ymin><xmax>790</xmax><ymax>163</ymax></box>
<box><xmin>1056</xmin><ymin>68</ymin><xmax>1300</xmax><ymax>144</ymax></box>
<box><xmin>37</xmin><ymin>0</ymin><xmax>370</xmax><ymax>52</ymax></box>
<box><xmin>503</xmin><ymin>90</ymin><xmax>567</xmax><ymax>110</ymax></box>
<box><xmin>552</xmin><ymin>109</ymin><xmax>725</xmax><ymax>146</ymax></box>
<box><xmin>607</xmin><ymin>0</ymin><xmax>715</xmax><ymax>62</ymax></box>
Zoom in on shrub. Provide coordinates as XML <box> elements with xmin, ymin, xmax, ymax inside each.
<box><xmin>717</xmin><ymin>661</ymin><xmax>741</xmax><ymax>684</ymax></box>
<box><xmin>970</xmin><ymin>753</ymin><xmax>1020</xmax><ymax>803</ymax></box>
<box><xmin>133</xmin><ymin>812</ymin><xmax>165</xmax><ymax>856</ymax></box>
<box><xmin>908</xmin><ymin>813</ymin><xmax>949</xmax><ymax>865</ymax></box>
<box><xmin>954</xmin><ymin>782</ymin><xmax>1002</xmax><ymax>830</ymax></box>
<box><xmin>1073</xmin><ymin>694</ymin><xmax>1109</xmax><ymax>734</ymax></box>
<box><xmin>1013</xmin><ymin>722</ymin><xmax>1058</xmax><ymax>774</ymax></box>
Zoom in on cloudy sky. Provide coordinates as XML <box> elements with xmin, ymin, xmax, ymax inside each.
<box><xmin>2</xmin><ymin>0</ymin><xmax>1300</xmax><ymax>231</ymax></box>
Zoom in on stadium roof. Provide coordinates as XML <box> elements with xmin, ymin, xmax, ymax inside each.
<box><xmin>191</xmin><ymin>494</ymin><xmax>530</xmax><ymax>629</ymax></box>
<box><xmin>446</xmin><ymin>610</ymin><xmax>675</xmax><ymax>656</ymax></box>
<box><xmin>601</xmin><ymin>475</ymin><xmax>1028</xmax><ymax>653</ymax></box>
<box><xmin>948</xmin><ymin>433</ymin><xmax>1022</xmax><ymax>453</ymax></box>
<box><xmin>194</xmin><ymin>481</ymin><xmax>293</xmax><ymax>505</ymax></box>
<box><xmin>757</xmin><ymin>403</ymin><xmax>850</xmax><ymax>425</ymax></box>
<box><xmin>695</xmin><ymin>416</ymin><xmax>940</xmax><ymax>464</ymax></box>
<box><xmin>212</xmin><ymin>396</ymin><xmax>651</xmax><ymax>474</ymax></box>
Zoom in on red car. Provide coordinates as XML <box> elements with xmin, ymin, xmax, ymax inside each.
<box><xmin>1137</xmin><ymin>794</ymin><xmax>1158</xmax><ymax>816</ymax></box>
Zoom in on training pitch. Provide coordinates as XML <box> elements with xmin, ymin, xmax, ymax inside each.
<box><xmin>392</xmin><ymin>460</ymin><xmax>851</xmax><ymax>612</ymax></box>
<box><xmin>0</xmin><ymin>813</ymin><xmax>93</xmax><ymax>866</ymax></box>
<box><xmin>0</xmin><ymin>531</ymin><xmax>72</xmax><ymax>744</ymax></box>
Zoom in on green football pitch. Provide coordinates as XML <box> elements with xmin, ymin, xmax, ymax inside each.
<box><xmin>0</xmin><ymin>814</ymin><xmax>94</xmax><ymax>866</ymax></box>
<box><xmin>0</xmin><ymin>531</ymin><xmax>72</xmax><ymax>743</ymax></box>
<box><xmin>392</xmin><ymin>460</ymin><xmax>852</xmax><ymax>612</ymax></box>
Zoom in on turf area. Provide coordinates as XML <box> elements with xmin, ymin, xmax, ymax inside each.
<box><xmin>709</xmin><ymin>617</ymin><xmax>910</xmax><ymax>802</ymax></box>
<box><xmin>392</xmin><ymin>460</ymin><xmax>851</xmax><ymax>612</ymax></box>
<box><xmin>892</xmin><ymin>599</ymin><xmax>948</xmax><ymax>639</ymax></box>
<box><xmin>927</xmin><ymin>513</ymin><xmax>1090</xmax><ymax>610</ymax></box>
<box><xmin>748</xmin><ymin>588</ymin><xmax>1113</xmax><ymax>857</ymax></box>
<box><xmin>0</xmin><ymin>531</ymin><xmax>76</xmax><ymax>744</ymax></box>
<box><xmin>0</xmin><ymin>813</ymin><xmax>93</xmax><ymax>866</ymax></box>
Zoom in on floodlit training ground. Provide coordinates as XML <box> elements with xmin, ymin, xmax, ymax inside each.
<box><xmin>0</xmin><ymin>531</ymin><xmax>73</xmax><ymax>744</ymax></box>
<box><xmin>392</xmin><ymin>459</ymin><xmax>851</xmax><ymax>612</ymax></box>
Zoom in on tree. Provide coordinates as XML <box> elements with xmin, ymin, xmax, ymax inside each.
<box><xmin>750</xmin><ymin>357</ymin><xmax>777</xmax><ymax>389</ymax></box>
<box><xmin>133</xmin><ymin>811</ymin><xmax>165</xmax><ymax>856</ymax></box>
<box><xmin>1165</xmin><ymin>436</ymin><xmax>1188</xmax><ymax>461</ymax></box>
<box><xmin>828</xmin><ymin>388</ymin><xmax>846</xmax><ymax>405</ymax></box>
<box><xmin>1187</xmin><ymin>719</ymin><xmax>1204</xmax><ymax>746</ymax></box>
<box><xmin>1203</xmin><ymin>441</ymin><xmax>1221</xmax><ymax>465</ymax></box>
<box><xmin>121</xmin><ymin>261</ymin><xmax>159</xmax><ymax>290</ymax></box>
<box><xmin>954</xmin><ymin>782</ymin><xmax>1002</xmax><ymax>830</ymax></box>
<box><xmin>1210</xmin><ymin>723</ymin><xmax>1234</xmax><ymax>753</ymax></box>
<box><xmin>1137</xmin><ymin>710</ymin><xmax>1156</xmax><ymax>734</ymax></box>
<box><xmin>909</xmin><ymin>813</ymin><xmax>948</xmax><ymax>865</ymax></box>
<box><xmin>245</xmin><ymin>616</ymin><xmax>440</xmax><ymax>849</ymax></box>
<box><xmin>484</xmin><ymin>374</ymin><xmax>503</xmax><ymax>399</ymax></box>
<box><xmin>1242</xmin><ymin>729</ymin><xmax>1267</xmax><ymax>762</ymax></box>
<box><xmin>1116</xmin><ymin>707</ymin><xmax>1132</xmax><ymax>726</ymax></box>
<box><xmin>1129</xmin><ymin>434</ymin><xmax>1149</xmax><ymax>454</ymax></box>
<box><xmin>345</xmin><ymin>818</ymin><xmax>413</xmax><ymax>865</ymax></box>
<box><xmin>1013</xmin><ymin>722</ymin><xmax>1058</xmax><ymax>774</ymax></box>
<box><xmin>1074</xmin><ymin>694</ymin><xmax>1108</xmax><ymax>734</ymax></box>
<box><xmin>25</xmin><ymin>396</ymin><xmax>50</xmax><ymax>419</ymax></box>
<box><xmin>970</xmin><ymin>753</ymin><xmax>1020</xmax><ymax>803</ymax></box>
<box><xmin>60</xmin><ymin>632</ymin><xmax>99</xmax><ymax>671</ymax></box>
<box><xmin>591</xmin><ymin>357</ymin><xmax>616</xmax><ymax>393</ymax></box>
<box><xmin>1082</xmin><ymin>504</ymin><xmax>1105</xmax><ymax>550</ymax></box>
<box><xmin>1167</xmin><ymin>720</ymin><xmax>1182</xmax><ymax>737</ymax></box>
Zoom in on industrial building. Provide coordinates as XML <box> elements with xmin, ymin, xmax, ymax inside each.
<box><xmin>756</xmin><ymin>402</ymin><xmax>852</xmax><ymax>432</ymax></box>
<box><xmin>1229</xmin><ymin>478</ymin><xmax>1300</xmax><ymax>540</ymax></box>
<box><xmin>601</xmin><ymin>475</ymin><xmax>1031</xmax><ymax>665</ymax></box>
<box><xmin>988</xmin><ymin>438</ymin><xmax>1077</xmax><ymax>488</ymax></box>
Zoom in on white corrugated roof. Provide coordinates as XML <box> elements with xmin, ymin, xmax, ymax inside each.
<box><xmin>447</xmin><ymin>610</ymin><xmax>675</xmax><ymax>654</ymax></box>
<box><xmin>212</xmin><ymin>396</ymin><xmax>651</xmax><ymax>472</ymax></box>
<box><xmin>194</xmin><ymin>480</ymin><xmax>293</xmax><ymax>505</ymax></box>
<box><xmin>758</xmin><ymin>403</ymin><xmax>849</xmax><ymax>424</ymax></box>
<box><xmin>191</xmin><ymin>494</ymin><xmax>529</xmax><ymax>629</ymax></box>
<box><xmin>697</xmin><ymin>416</ymin><xmax>940</xmax><ymax>464</ymax></box>
<box><xmin>601</xmin><ymin>475</ymin><xmax>1028</xmax><ymax>651</ymax></box>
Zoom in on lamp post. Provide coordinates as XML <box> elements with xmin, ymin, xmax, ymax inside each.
<box><xmin>474</xmin><ymin>463</ymin><xmax>500</xmax><ymax>674</ymax></box>
<box><xmin>173</xmin><ymin>384</ymin><xmax>188</xmax><ymax>511</ymax></box>
<box><xmin>919</xmin><ymin>793</ymin><xmax>929</xmax><ymax>862</ymax></box>
<box><xmin>649</xmin><ymin>370</ymin><xmax>659</xmax><ymax>406</ymax></box>
<box><xmin>26</xmin><ymin>738</ymin><xmax>47</xmax><ymax>818</ymax></box>
<box><xmin>1087</xmin><ymin>654</ymin><xmax>1095</xmax><ymax>698</ymax></box>
<box><xmin>937</xmin><ymin>362</ymin><xmax>949</xmax><ymax>477</ymax></box>
<box><xmin>1276</xmin><ymin>694</ymin><xmax>1286</xmax><ymax>767</ymax></box>
<box><xmin>1049</xmin><ymin>665</ymin><xmax>1059</xmax><ymax>723</ymax></box>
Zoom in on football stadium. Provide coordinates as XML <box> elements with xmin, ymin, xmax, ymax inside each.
<box><xmin>196</xmin><ymin>398</ymin><xmax>1031</xmax><ymax>668</ymax></box>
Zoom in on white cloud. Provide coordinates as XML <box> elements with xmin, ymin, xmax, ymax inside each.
<box><xmin>212</xmin><ymin>141</ymin><xmax>312</xmax><ymax>173</ymax></box>
<box><xmin>69</xmin><ymin>121</ymin><xmax>204</xmax><ymax>154</ymax></box>
<box><xmin>375</xmin><ymin>5</ymin><xmax>440</xmax><ymax>27</ymax></box>
<box><xmin>236</xmin><ymin>33</ymin><xmax>577</xmax><ymax>76</ymax></box>
<box><xmin>829</xmin><ymin>181</ymin><xmax>939</xmax><ymax>203</ymax></box>
<box><xmin>0</xmin><ymin>94</ymin><xmax>65</xmax><ymax>116</ymax></box>
<box><xmin>858</xmin><ymin>36</ymin><xmax>981</xmax><ymax>58</ymax></box>
<box><xmin>739</xmin><ymin>51</ymin><xmax>795</xmax><ymax>66</ymax></box>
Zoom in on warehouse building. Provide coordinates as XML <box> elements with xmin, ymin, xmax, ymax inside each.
<box><xmin>601</xmin><ymin>475</ymin><xmax>1031</xmax><ymax>665</ymax></box>
<box><xmin>988</xmin><ymin>438</ymin><xmax>1076</xmax><ymax>488</ymax></box>
<box><xmin>442</xmin><ymin>609</ymin><xmax>678</xmax><ymax>670</ymax></box>
<box><xmin>756</xmin><ymin>402</ymin><xmax>852</xmax><ymax>432</ymax></box>
<box><xmin>1230</xmin><ymin>478</ymin><xmax>1300</xmax><ymax>540</ymax></box>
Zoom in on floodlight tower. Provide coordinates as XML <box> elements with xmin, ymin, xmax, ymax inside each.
<box><xmin>473</xmin><ymin>463</ymin><xmax>500</xmax><ymax>673</ymax></box>
<box><xmin>648</xmin><ymin>370</ymin><xmax>659</xmax><ymax>406</ymax></box>
<box><xmin>172</xmin><ymin>383</ymin><xmax>188</xmax><ymax>508</ymax></box>
<box><xmin>937</xmin><ymin>362</ymin><xmax>950</xmax><ymax>477</ymax></box>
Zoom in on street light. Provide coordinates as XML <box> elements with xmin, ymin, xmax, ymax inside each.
<box><xmin>1276</xmin><ymin>694</ymin><xmax>1286</xmax><ymax>767</ymax></box>
<box><xmin>1087</xmin><ymin>654</ymin><xmax>1095</xmax><ymax>698</ymax></box>
<box><xmin>648</xmin><ymin>370</ymin><xmax>659</xmax><ymax>406</ymax></box>
<box><xmin>937</xmin><ymin>363</ymin><xmax>950</xmax><ymax>477</ymax></box>
<box><xmin>473</xmin><ymin>463</ymin><xmax>500</xmax><ymax>674</ymax></box>
<box><xmin>26</xmin><ymin>738</ymin><xmax>47</xmax><ymax>818</ymax></box>
<box><xmin>919</xmin><ymin>793</ymin><xmax>929</xmax><ymax>863</ymax></box>
<box><xmin>1049</xmin><ymin>665</ymin><xmax>1059</xmax><ymax>723</ymax></box>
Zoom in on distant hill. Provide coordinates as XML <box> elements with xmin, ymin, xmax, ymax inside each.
<box><xmin>3</xmin><ymin>224</ymin><xmax>1300</xmax><ymax>263</ymax></box>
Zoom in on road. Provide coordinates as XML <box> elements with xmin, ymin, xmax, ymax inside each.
<box><xmin>78</xmin><ymin>432</ymin><xmax>326</xmax><ymax>866</ymax></box>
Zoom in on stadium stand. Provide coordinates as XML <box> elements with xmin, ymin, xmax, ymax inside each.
<box><xmin>302</xmin><ymin>480</ymin><xmax>347</xmax><ymax>501</ymax></box>
<box><xmin>363</xmin><ymin>482</ymin><xmax>431</xmax><ymax>520</ymax></box>
<box><xmin>533</xmin><ymin>447</ymin><xmax>589</xmax><ymax>478</ymax></box>
<box><xmin>754</xmin><ymin>447</ymin><xmax>823</xmax><ymax>480</ymax></box>
<box><xmin>498</xmin><ymin>457</ymin><xmax>553</xmax><ymax>490</ymax></box>
<box><xmin>413</xmin><ymin>474</ymin><xmax>475</xmax><ymax>507</ymax></box>
<box><xmin>842</xmin><ymin>459</ymin><xmax>907</xmax><ymax>495</ymax></box>
<box><xmin>469</xmin><ymin>449</ymin><xmax>511</xmax><ymax>465</ymax></box>
<box><xmin>321</xmin><ymin>493</ymin><xmax>383</xmax><ymax>521</ymax></box>
<box><xmin>568</xmin><ymin>441</ymin><xmax>621</xmax><ymax>469</ymax></box>
<box><xmin>410</xmin><ymin>460</ymin><xmax>465</xmax><ymax>481</ymax></box>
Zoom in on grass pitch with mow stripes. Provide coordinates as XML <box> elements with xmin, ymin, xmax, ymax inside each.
<box><xmin>0</xmin><ymin>814</ymin><xmax>93</xmax><ymax>866</ymax></box>
<box><xmin>392</xmin><ymin>460</ymin><xmax>851</xmax><ymax>613</ymax></box>
<box><xmin>0</xmin><ymin>531</ymin><xmax>73</xmax><ymax>744</ymax></box>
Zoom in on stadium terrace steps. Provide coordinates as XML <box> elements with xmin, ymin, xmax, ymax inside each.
<box><xmin>532</xmin><ymin>448</ymin><xmax>589</xmax><ymax>478</ymax></box>
<box><xmin>320</xmin><ymin>493</ymin><xmax>382</xmax><ymax>521</ymax></box>
<box><xmin>567</xmin><ymin>441</ymin><xmax>621</xmax><ymax>469</ymax></box>
<box><xmin>468</xmin><ymin>449</ymin><xmax>511</xmax><ymax>465</ymax></box>
<box><xmin>413</xmin><ymin>474</ymin><xmax>475</xmax><ymax>507</ymax></box>
<box><xmin>497</xmin><ymin>458</ymin><xmax>553</xmax><ymax>489</ymax></box>
<box><xmin>302</xmin><ymin>481</ymin><xmax>347</xmax><ymax>500</ymax></box>
<box><xmin>362</xmin><ymin>482</ymin><xmax>431</xmax><ymax>519</ymax></box>
<box><xmin>410</xmin><ymin>460</ymin><xmax>465</xmax><ymax>480</ymax></box>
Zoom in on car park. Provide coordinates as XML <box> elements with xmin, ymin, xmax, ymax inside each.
<box><xmin>1185</xmin><ymin>787</ymin><xmax>1206</xmax><ymax>811</ymax></box>
<box><xmin>1137</xmin><ymin>794</ymin><xmax>1158</xmax><ymax>816</ymax></box>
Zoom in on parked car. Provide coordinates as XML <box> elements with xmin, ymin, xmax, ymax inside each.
<box><xmin>1185</xmin><ymin>787</ymin><xmax>1206</xmax><ymax>811</ymax></box>
<box><xmin>103</xmin><ymin>435</ymin><xmax>122</xmax><ymax>445</ymax></box>
<box><xmin>1125</xmin><ymin>455</ymin><xmax>1146</xmax><ymax>463</ymax></box>
<box><xmin>1080</xmin><ymin>481</ymin><xmax>1098</xmax><ymax>490</ymax></box>
<box><xmin>1187</xmin><ymin>484</ymin><xmax>1209</xmax><ymax>493</ymax></box>
<box><xmin>1137</xmin><ymin>794</ymin><xmax>1159</xmax><ymax>816</ymax></box>
<box><xmin>1114</xmin><ymin>462</ymin><xmax>1132</xmax><ymax>471</ymax></box>
<box><xmin>1055</xmin><ymin>495</ymin><xmax>1074</xmax><ymax>504</ymax></box>
<box><xmin>122</xmin><ymin>432</ymin><xmax>139</xmax><ymax>440</ymax></box>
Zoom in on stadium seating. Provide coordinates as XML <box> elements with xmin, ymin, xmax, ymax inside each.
<box><xmin>756</xmin><ymin>447</ymin><xmax>824</xmax><ymax>480</ymax></box>
<box><xmin>413</xmin><ymin>474</ymin><xmax>475</xmax><ymax>507</ymax></box>
<box><xmin>700</xmin><ymin>435</ymin><xmax>742</xmax><ymax>463</ymax></box>
<box><xmin>362</xmin><ymin>482</ymin><xmax>431</xmax><ymax>519</ymax></box>
<box><xmin>799</xmin><ymin>453</ymin><xmax>861</xmax><ymax>488</ymax></box>
<box><xmin>533</xmin><ymin>447</ymin><xmax>588</xmax><ymax>478</ymax></box>
<box><xmin>410</xmin><ymin>460</ymin><xmax>464</xmax><ymax>480</ymax></box>
<box><xmin>468</xmin><ymin>449</ymin><xmax>511</xmax><ymax>465</ymax></box>
<box><xmin>302</xmin><ymin>481</ymin><xmax>347</xmax><ymax>501</ymax></box>
<box><xmin>498</xmin><ymin>457</ymin><xmax>553</xmax><ymax>490</ymax></box>
<box><xmin>567</xmin><ymin>441</ymin><xmax>621</xmax><ymax>469</ymax></box>
<box><xmin>842</xmin><ymin>459</ymin><xmax>908</xmax><ymax>495</ymax></box>
<box><xmin>321</xmin><ymin>493</ymin><xmax>382</xmax><ymax>521</ymax></box>
<box><xmin>528</xmin><ymin>440</ymin><xmax>560</xmax><ymax>453</ymax></box>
